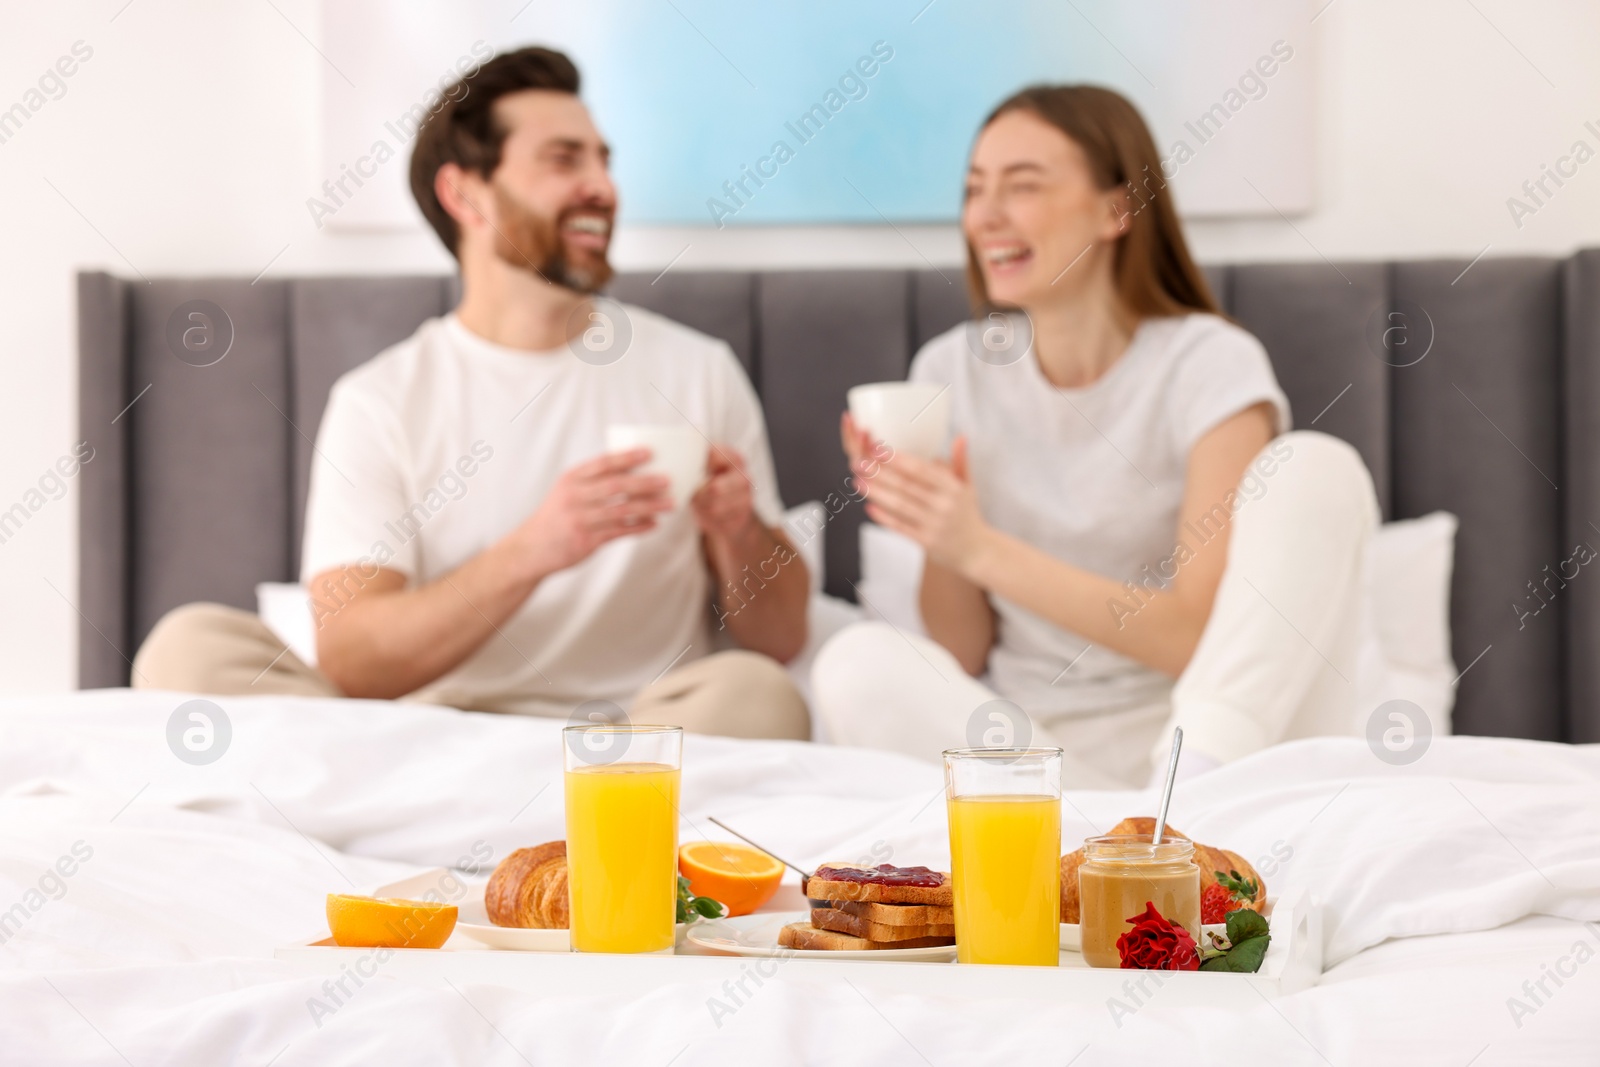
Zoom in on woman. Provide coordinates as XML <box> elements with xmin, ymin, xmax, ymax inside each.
<box><xmin>810</xmin><ymin>85</ymin><xmax>1379</xmax><ymax>789</ymax></box>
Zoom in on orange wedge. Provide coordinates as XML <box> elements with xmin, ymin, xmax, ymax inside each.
<box><xmin>678</xmin><ymin>840</ymin><xmax>784</xmax><ymax>917</ymax></box>
<box><xmin>326</xmin><ymin>894</ymin><xmax>458</xmax><ymax>949</ymax></box>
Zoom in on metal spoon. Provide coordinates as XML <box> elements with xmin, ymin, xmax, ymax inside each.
<box><xmin>1151</xmin><ymin>726</ymin><xmax>1184</xmax><ymax>846</ymax></box>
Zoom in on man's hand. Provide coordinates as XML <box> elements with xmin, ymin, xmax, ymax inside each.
<box><xmin>694</xmin><ymin>443</ymin><xmax>809</xmax><ymax>662</ymax></box>
<box><xmin>511</xmin><ymin>448</ymin><xmax>672</xmax><ymax>578</ymax></box>
<box><xmin>691</xmin><ymin>445</ymin><xmax>758</xmax><ymax>543</ymax></box>
<box><xmin>313</xmin><ymin>448</ymin><xmax>670</xmax><ymax>699</ymax></box>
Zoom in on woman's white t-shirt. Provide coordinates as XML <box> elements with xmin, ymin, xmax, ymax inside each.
<box><xmin>909</xmin><ymin>312</ymin><xmax>1291</xmax><ymax>722</ymax></box>
<box><xmin>301</xmin><ymin>309</ymin><xmax>785</xmax><ymax>717</ymax></box>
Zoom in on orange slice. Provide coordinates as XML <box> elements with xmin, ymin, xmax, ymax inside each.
<box><xmin>326</xmin><ymin>894</ymin><xmax>458</xmax><ymax>949</ymax></box>
<box><xmin>678</xmin><ymin>840</ymin><xmax>784</xmax><ymax>917</ymax></box>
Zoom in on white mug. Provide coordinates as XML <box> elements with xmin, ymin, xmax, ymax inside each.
<box><xmin>847</xmin><ymin>382</ymin><xmax>950</xmax><ymax>460</ymax></box>
<box><xmin>604</xmin><ymin>424</ymin><xmax>709</xmax><ymax>510</ymax></box>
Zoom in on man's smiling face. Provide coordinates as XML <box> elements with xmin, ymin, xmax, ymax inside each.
<box><xmin>483</xmin><ymin>89</ymin><xmax>617</xmax><ymax>294</ymax></box>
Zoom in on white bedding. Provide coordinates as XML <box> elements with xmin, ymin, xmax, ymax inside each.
<box><xmin>1</xmin><ymin>690</ymin><xmax>1596</xmax><ymax>1065</ymax></box>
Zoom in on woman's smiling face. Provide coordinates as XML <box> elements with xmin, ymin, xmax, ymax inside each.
<box><xmin>962</xmin><ymin>108</ymin><xmax>1126</xmax><ymax>309</ymax></box>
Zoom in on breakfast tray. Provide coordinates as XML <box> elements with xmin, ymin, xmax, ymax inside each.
<box><xmin>275</xmin><ymin>869</ymin><xmax>1323</xmax><ymax>1007</ymax></box>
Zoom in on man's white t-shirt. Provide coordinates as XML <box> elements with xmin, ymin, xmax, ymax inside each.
<box><xmin>909</xmin><ymin>313</ymin><xmax>1291</xmax><ymax>723</ymax></box>
<box><xmin>301</xmin><ymin>307</ymin><xmax>785</xmax><ymax>717</ymax></box>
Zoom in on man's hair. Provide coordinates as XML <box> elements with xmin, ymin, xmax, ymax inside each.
<box><xmin>409</xmin><ymin>46</ymin><xmax>581</xmax><ymax>257</ymax></box>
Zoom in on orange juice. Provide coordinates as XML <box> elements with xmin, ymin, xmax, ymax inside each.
<box><xmin>564</xmin><ymin>762</ymin><xmax>680</xmax><ymax>953</ymax></box>
<box><xmin>947</xmin><ymin>794</ymin><xmax>1060</xmax><ymax>966</ymax></box>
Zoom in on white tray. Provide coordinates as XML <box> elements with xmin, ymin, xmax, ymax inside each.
<box><xmin>276</xmin><ymin>870</ymin><xmax>1323</xmax><ymax>1004</ymax></box>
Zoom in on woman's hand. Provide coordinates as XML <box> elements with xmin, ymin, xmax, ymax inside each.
<box><xmin>840</xmin><ymin>412</ymin><xmax>876</xmax><ymax>477</ymax></box>
<box><xmin>841</xmin><ymin>411</ymin><xmax>897</xmax><ymax>497</ymax></box>
<box><xmin>859</xmin><ymin>436</ymin><xmax>992</xmax><ymax>574</ymax></box>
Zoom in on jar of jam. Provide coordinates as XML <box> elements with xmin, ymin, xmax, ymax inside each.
<box><xmin>1077</xmin><ymin>835</ymin><xmax>1200</xmax><ymax>969</ymax></box>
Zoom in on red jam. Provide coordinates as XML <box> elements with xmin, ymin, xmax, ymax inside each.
<box><xmin>814</xmin><ymin>864</ymin><xmax>945</xmax><ymax>888</ymax></box>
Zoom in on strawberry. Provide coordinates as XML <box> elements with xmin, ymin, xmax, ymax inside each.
<box><xmin>1201</xmin><ymin>868</ymin><xmax>1262</xmax><ymax>924</ymax></box>
<box><xmin>1200</xmin><ymin>883</ymin><xmax>1234</xmax><ymax>924</ymax></box>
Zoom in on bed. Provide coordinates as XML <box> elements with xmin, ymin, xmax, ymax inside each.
<box><xmin>77</xmin><ymin>253</ymin><xmax>1600</xmax><ymax>742</ymax></box>
<box><xmin>36</xmin><ymin>255</ymin><xmax>1600</xmax><ymax>1061</ymax></box>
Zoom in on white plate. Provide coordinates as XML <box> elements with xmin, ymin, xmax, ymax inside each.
<box><xmin>454</xmin><ymin>898</ymin><xmax>696</xmax><ymax>953</ymax></box>
<box><xmin>1060</xmin><ymin>921</ymin><xmax>1227</xmax><ymax>952</ymax></box>
<box><xmin>453</xmin><ymin>897</ymin><xmax>570</xmax><ymax>952</ymax></box>
<box><xmin>688</xmin><ymin>910</ymin><xmax>957</xmax><ymax>962</ymax></box>
<box><xmin>454</xmin><ymin>902</ymin><xmax>572</xmax><ymax>953</ymax></box>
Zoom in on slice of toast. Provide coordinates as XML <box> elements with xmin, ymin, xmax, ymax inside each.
<box><xmin>811</xmin><ymin>907</ymin><xmax>955</xmax><ymax>942</ymax></box>
<box><xmin>802</xmin><ymin>864</ymin><xmax>953</xmax><ymax>906</ymax></box>
<box><xmin>777</xmin><ymin>922</ymin><xmax>954</xmax><ymax>952</ymax></box>
<box><xmin>827</xmin><ymin>899</ymin><xmax>954</xmax><ymax>927</ymax></box>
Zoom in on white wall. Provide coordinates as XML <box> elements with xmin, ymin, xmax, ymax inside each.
<box><xmin>2</xmin><ymin>0</ymin><xmax>1598</xmax><ymax>694</ymax></box>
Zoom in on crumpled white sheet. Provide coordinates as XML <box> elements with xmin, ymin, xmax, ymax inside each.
<box><xmin>0</xmin><ymin>689</ymin><xmax>1595</xmax><ymax>1065</ymax></box>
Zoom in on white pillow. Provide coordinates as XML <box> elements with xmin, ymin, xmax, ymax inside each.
<box><xmin>1359</xmin><ymin>511</ymin><xmax>1459</xmax><ymax>736</ymax></box>
<box><xmin>856</xmin><ymin>522</ymin><xmax>927</xmax><ymax>637</ymax></box>
<box><xmin>780</xmin><ymin>500</ymin><xmax>826</xmax><ymax>595</ymax></box>
<box><xmin>262</xmin><ymin>500</ymin><xmax>834</xmax><ymax>672</ymax></box>
<box><xmin>256</xmin><ymin>580</ymin><xmax>319</xmax><ymax>668</ymax></box>
<box><xmin>854</xmin><ymin>513</ymin><xmax>1460</xmax><ymax>734</ymax></box>
<box><xmin>1366</xmin><ymin>511</ymin><xmax>1457</xmax><ymax>674</ymax></box>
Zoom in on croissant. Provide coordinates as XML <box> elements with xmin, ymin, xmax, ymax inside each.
<box><xmin>1059</xmin><ymin>817</ymin><xmax>1266</xmax><ymax>923</ymax></box>
<box><xmin>485</xmin><ymin>841</ymin><xmax>570</xmax><ymax>928</ymax></box>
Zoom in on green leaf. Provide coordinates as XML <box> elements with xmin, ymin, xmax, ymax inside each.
<box><xmin>1221</xmin><ymin>935</ymin><xmax>1271</xmax><ymax>972</ymax></box>
<box><xmin>674</xmin><ymin>875</ymin><xmax>727</xmax><ymax>923</ymax></box>
<box><xmin>675</xmin><ymin>877</ymin><xmax>693</xmax><ymax>924</ymax></box>
<box><xmin>1215</xmin><ymin>869</ymin><xmax>1260</xmax><ymax>902</ymax></box>
<box><xmin>1198</xmin><ymin>936</ymin><xmax>1267</xmax><ymax>972</ymax></box>
<box><xmin>1198</xmin><ymin>910</ymin><xmax>1272</xmax><ymax>973</ymax></box>
<box><xmin>1225</xmin><ymin>908</ymin><xmax>1269</xmax><ymax>945</ymax></box>
<box><xmin>1234</xmin><ymin>935</ymin><xmax>1271</xmax><ymax>972</ymax></box>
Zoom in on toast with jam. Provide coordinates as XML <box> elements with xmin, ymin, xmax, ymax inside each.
<box><xmin>808</xmin><ymin>906</ymin><xmax>954</xmax><ymax>942</ymax></box>
<box><xmin>784</xmin><ymin>863</ymin><xmax>957</xmax><ymax>951</ymax></box>
<box><xmin>778</xmin><ymin>922</ymin><xmax>955</xmax><ymax>952</ymax></box>
<box><xmin>801</xmin><ymin>863</ymin><xmax>953</xmax><ymax>906</ymax></box>
<box><xmin>828</xmin><ymin>898</ymin><xmax>953</xmax><ymax>927</ymax></box>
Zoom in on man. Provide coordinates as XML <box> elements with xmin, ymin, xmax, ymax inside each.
<box><xmin>133</xmin><ymin>46</ymin><xmax>811</xmax><ymax>738</ymax></box>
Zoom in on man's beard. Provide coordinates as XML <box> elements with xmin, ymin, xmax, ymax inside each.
<box><xmin>489</xmin><ymin>183</ymin><xmax>614</xmax><ymax>295</ymax></box>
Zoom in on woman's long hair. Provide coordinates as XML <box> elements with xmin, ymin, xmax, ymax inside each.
<box><xmin>966</xmin><ymin>85</ymin><xmax>1221</xmax><ymax>318</ymax></box>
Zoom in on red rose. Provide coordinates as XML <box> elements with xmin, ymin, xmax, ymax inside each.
<box><xmin>1116</xmin><ymin>901</ymin><xmax>1199</xmax><ymax>971</ymax></box>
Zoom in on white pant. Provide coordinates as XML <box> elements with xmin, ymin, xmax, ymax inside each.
<box><xmin>809</xmin><ymin>432</ymin><xmax>1381</xmax><ymax>789</ymax></box>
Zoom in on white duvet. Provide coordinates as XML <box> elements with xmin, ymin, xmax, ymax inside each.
<box><xmin>0</xmin><ymin>690</ymin><xmax>1596</xmax><ymax>1065</ymax></box>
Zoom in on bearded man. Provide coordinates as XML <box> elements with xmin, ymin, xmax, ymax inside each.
<box><xmin>133</xmin><ymin>47</ymin><xmax>810</xmax><ymax>738</ymax></box>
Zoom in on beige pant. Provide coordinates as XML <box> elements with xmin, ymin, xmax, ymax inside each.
<box><xmin>131</xmin><ymin>603</ymin><xmax>810</xmax><ymax>741</ymax></box>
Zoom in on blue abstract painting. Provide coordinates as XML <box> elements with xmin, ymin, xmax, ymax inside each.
<box><xmin>323</xmin><ymin>0</ymin><xmax>1312</xmax><ymax>228</ymax></box>
<box><xmin>576</xmin><ymin>1</ymin><xmax>1167</xmax><ymax>225</ymax></box>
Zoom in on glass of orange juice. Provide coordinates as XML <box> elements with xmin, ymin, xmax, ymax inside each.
<box><xmin>944</xmin><ymin>746</ymin><xmax>1062</xmax><ymax>966</ymax></box>
<box><xmin>563</xmin><ymin>724</ymin><xmax>682</xmax><ymax>954</ymax></box>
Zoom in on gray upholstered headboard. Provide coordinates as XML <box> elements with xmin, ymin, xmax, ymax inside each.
<box><xmin>78</xmin><ymin>253</ymin><xmax>1600</xmax><ymax>744</ymax></box>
